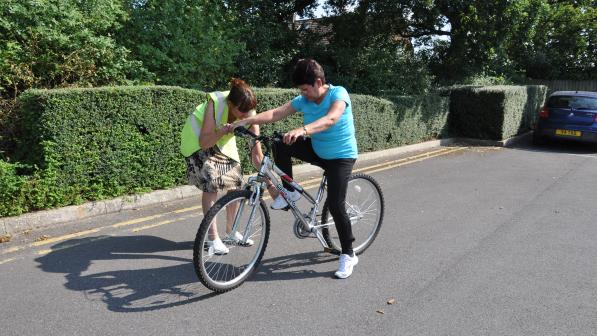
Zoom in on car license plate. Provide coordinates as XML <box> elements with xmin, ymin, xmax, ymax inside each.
<box><xmin>555</xmin><ymin>129</ymin><xmax>581</xmax><ymax>137</ymax></box>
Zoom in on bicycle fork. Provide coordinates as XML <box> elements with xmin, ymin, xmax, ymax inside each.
<box><xmin>227</xmin><ymin>179</ymin><xmax>262</xmax><ymax>245</ymax></box>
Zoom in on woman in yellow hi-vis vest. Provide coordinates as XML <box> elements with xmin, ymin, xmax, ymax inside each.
<box><xmin>180</xmin><ymin>78</ymin><xmax>267</xmax><ymax>255</ymax></box>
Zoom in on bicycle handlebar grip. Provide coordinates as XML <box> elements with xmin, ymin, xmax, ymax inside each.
<box><xmin>272</xmin><ymin>131</ymin><xmax>284</xmax><ymax>142</ymax></box>
<box><xmin>234</xmin><ymin>126</ymin><xmax>256</xmax><ymax>138</ymax></box>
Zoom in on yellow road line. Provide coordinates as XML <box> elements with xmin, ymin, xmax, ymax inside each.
<box><xmin>31</xmin><ymin>228</ymin><xmax>102</xmax><ymax>247</ymax></box>
<box><xmin>296</xmin><ymin>147</ymin><xmax>462</xmax><ymax>189</ymax></box>
<box><xmin>354</xmin><ymin>147</ymin><xmax>462</xmax><ymax>173</ymax></box>
<box><xmin>0</xmin><ymin>146</ymin><xmax>467</xmax><ymax>256</ymax></box>
<box><xmin>111</xmin><ymin>213</ymin><xmax>166</xmax><ymax>228</ymax></box>
<box><xmin>173</xmin><ymin>205</ymin><xmax>201</xmax><ymax>214</ymax></box>
<box><xmin>1</xmin><ymin>228</ymin><xmax>105</xmax><ymax>255</ymax></box>
<box><xmin>0</xmin><ymin>257</ymin><xmax>16</xmax><ymax>265</ymax></box>
<box><xmin>2</xmin><ymin>246</ymin><xmax>26</xmax><ymax>255</ymax></box>
<box><xmin>131</xmin><ymin>219</ymin><xmax>176</xmax><ymax>232</ymax></box>
<box><xmin>35</xmin><ymin>235</ymin><xmax>113</xmax><ymax>256</ymax></box>
<box><xmin>358</xmin><ymin>147</ymin><xmax>467</xmax><ymax>175</ymax></box>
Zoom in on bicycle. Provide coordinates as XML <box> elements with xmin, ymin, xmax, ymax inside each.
<box><xmin>192</xmin><ymin>126</ymin><xmax>384</xmax><ymax>292</ymax></box>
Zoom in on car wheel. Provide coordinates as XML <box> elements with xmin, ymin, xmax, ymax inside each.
<box><xmin>532</xmin><ymin>130</ymin><xmax>548</xmax><ymax>146</ymax></box>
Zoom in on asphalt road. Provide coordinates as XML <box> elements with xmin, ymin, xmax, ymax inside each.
<box><xmin>1</xmin><ymin>138</ymin><xmax>596</xmax><ymax>336</ymax></box>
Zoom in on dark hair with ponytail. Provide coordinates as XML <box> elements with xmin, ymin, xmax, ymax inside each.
<box><xmin>228</xmin><ymin>78</ymin><xmax>256</xmax><ymax>113</ymax></box>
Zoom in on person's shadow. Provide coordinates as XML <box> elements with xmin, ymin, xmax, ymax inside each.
<box><xmin>35</xmin><ymin>235</ymin><xmax>335</xmax><ymax>312</ymax></box>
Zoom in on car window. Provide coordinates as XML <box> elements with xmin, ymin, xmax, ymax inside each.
<box><xmin>548</xmin><ymin>95</ymin><xmax>597</xmax><ymax>110</ymax></box>
<box><xmin>570</xmin><ymin>97</ymin><xmax>597</xmax><ymax>110</ymax></box>
<box><xmin>548</xmin><ymin>96</ymin><xmax>572</xmax><ymax>108</ymax></box>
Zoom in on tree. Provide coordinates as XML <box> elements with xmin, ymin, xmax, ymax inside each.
<box><xmin>320</xmin><ymin>0</ymin><xmax>595</xmax><ymax>81</ymax></box>
<box><xmin>0</xmin><ymin>0</ymin><xmax>148</xmax><ymax>99</ymax></box>
<box><xmin>512</xmin><ymin>0</ymin><xmax>596</xmax><ymax>79</ymax></box>
<box><xmin>224</xmin><ymin>0</ymin><xmax>319</xmax><ymax>87</ymax></box>
<box><xmin>117</xmin><ymin>0</ymin><xmax>241</xmax><ymax>90</ymax></box>
<box><xmin>300</xmin><ymin>1</ymin><xmax>432</xmax><ymax>94</ymax></box>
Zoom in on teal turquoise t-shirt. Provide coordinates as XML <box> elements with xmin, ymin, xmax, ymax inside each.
<box><xmin>291</xmin><ymin>84</ymin><xmax>358</xmax><ymax>160</ymax></box>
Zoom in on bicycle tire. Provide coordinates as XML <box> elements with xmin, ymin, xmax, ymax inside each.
<box><xmin>322</xmin><ymin>173</ymin><xmax>384</xmax><ymax>255</ymax></box>
<box><xmin>193</xmin><ymin>190</ymin><xmax>270</xmax><ymax>292</ymax></box>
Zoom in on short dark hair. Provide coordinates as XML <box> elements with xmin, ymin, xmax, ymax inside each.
<box><xmin>291</xmin><ymin>58</ymin><xmax>325</xmax><ymax>86</ymax></box>
<box><xmin>228</xmin><ymin>78</ymin><xmax>256</xmax><ymax>113</ymax></box>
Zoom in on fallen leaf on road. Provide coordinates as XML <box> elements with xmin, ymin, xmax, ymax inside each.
<box><xmin>376</xmin><ymin>309</ymin><xmax>385</xmax><ymax>315</ymax></box>
<box><xmin>0</xmin><ymin>235</ymin><xmax>11</xmax><ymax>243</ymax></box>
<box><xmin>387</xmin><ymin>298</ymin><xmax>396</xmax><ymax>305</ymax></box>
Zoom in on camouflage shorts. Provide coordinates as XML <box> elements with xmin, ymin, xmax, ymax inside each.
<box><xmin>185</xmin><ymin>147</ymin><xmax>243</xmax><ymax>193</ymax></box>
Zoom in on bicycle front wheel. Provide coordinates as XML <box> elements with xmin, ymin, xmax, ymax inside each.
<box><xmin>193</xmin><ymin>190</ymin><xmax>270</xmax><ymax>292</ymax></box>
<box><xmin>322</xmin><ymin>173</ymin><xmax>384</xmax><ymax>255</ymax></box>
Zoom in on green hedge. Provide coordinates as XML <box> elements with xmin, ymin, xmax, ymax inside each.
<box><xmin>9</xmin><ymin>86</ymin><xmax>204</xmax><ymax>215</ymax></box>
<box><xmin>447</xmin><ymin>85</ymin><xmax>547</xmax><ymax>140</ymax></box>
<box><xmin>250</xmin><ymin>88</ymin><xmax>449</xmax><ymax>151</ymax></box>
<box><xmin>0</xmin><ymin>160</ymin><xmax>27</xmax><ymax>216</ymax></box>
<box><xmin>1</xmin><ymin>86</ymin><xmax>449</xmax><ymax>217</ymax></box>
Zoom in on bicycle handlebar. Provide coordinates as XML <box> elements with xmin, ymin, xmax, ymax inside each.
<box><xmin>234</xmin><ymin>126</ymin><xmax>283</xmax><ymax>143</ymax></box>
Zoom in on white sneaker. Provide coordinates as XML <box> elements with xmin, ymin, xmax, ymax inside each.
<box><xmin>334</xmin><ymin>254</ymin><xmax>359</xmax><ymax>279</ymax></box>
<box><xmin>232</xmin><ymin>231</ymin><xmax>254</xmax><ymax>246</ymax></box>
<box><xmin>270</xmin><ymin>189</ymin><xmax>301</xmax><ymax>210</ymax></box>
<box><xmin>207</xmin><ymin>237</ymin><xmax>229</xmax><ymax>255</ymax></box>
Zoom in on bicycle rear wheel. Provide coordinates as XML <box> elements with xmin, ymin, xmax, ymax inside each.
<box><xmin>193</xmin><ymin>190</ymin><xmax>270</xmax><ymax>292</ymax></box>
<box><xmin>322</xmin><ymin>173</ymin><xmax>384</xmax><ymax>255</ymax></box>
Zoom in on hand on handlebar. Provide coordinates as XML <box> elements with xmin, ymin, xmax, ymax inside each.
<box><xmin>219</xmin><ymin>123</ymin><xmax>235</xmax><ymax>134</ymax></box>
<box><xmin>283</xmin><ymin>127</ymin><xmax>307</xmax><ymax>145</ymax></box>
<box><xmin>231</xmin><ymin>120</ymin><xmax>248</xmax><ymax>130</ymax></box>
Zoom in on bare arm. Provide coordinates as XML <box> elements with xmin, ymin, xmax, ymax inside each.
<box><xmin>199</xmin><ymin>100</ymin><xmax>230</xmax><ymax>149</ymax></box>
<box><xmin>233</xmin><ymin>102</ymin><xmax>296</xmax><ymax>128</ymax></box>
<box><xmin>283</xmin><ymin>100</ymin><xmax>347</xmax><ymax>144</ymax></box>
<box><xmin>248</xmin><ymin>123</ymin><xmax>264</xmax><ymax>169</ymax></box>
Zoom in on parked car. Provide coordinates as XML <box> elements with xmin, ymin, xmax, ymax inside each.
<box><xmin>533</xmin><ymin>91</ymin><xmax>597</xmax><ymax>145</ymax></box>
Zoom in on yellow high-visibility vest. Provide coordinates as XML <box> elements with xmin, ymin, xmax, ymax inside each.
<box><xmin>180</xmin><ymin>91</ymin><xmax>248</xmax><ymax>162</ymax></box>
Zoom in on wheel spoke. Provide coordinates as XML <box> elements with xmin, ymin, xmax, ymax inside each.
<box><xmin>322</xmin><ymin>174</ymin><xmax>384</xmax><ymax>255</ymax></box>
<box><xmin>193</xmin><ymin>190</ymin><xmax>270</xmax><ymax>292</ymax></box>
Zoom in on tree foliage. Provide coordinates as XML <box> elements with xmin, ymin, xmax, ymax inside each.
<box><xmin>0</xmin><ymin>0</ymin><xmax>594</xmax><ymax>96</ymax></box>
<box><xmin>117</xmin><ymin>0</ymin><xmax>241</xmax><ymax>90</ymax></box>
<box><xmin>0</xmin><ymin>0</ymin><xmax>149</xmax><ymax>98</ymax></box>
<box><xmin>223</xmin><ymin>0</ymin><xmax>319</xmax><ymax>87</ymax></box>
<box><xmin>512</xmin><ymin>0</ymin><xmax>596</xmax><ymax>79</ymax></box>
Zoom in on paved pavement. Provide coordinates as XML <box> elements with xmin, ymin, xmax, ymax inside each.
<box><xmin>1</xmin><ymin>134</ymin><xmax>596</xmax><ymax>335</ymax></box>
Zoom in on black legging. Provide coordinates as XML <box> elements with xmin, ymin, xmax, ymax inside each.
<box><xmin>273</xmin><ymin>137</ymin><xmax>356</xmax><ymax>256</ymax></box>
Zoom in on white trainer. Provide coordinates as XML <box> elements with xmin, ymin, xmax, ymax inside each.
<box><xmin>232</xmin><ymin>231</ymin><xmax>254</xmax><ymax>246</ymax></box>
<box><xmin>207</xmin><ymin>237</ymin><xmax>229</xmax><ymax>255</ymax></box>
<box><xmin>334</xmin><ymin>254</ymin><xmax>359</xmax><ymax>279</ymax></box>
<box><xmin>270</xmin><ymin>189</ymin><xmax>301</xmax><ymax>210</ymax></box>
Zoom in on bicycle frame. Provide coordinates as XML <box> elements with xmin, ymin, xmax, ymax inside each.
<box><xmin>242</xmin><ymin>154</ymin><xmax>333</xmax><ymax>248</ymax></box>
<box><xmin>228</xmin><ymin>127</ymin><xmax>374</xmax><ymax>252</ymax></box>
<box><xmin>226</xmin><ymin>130</ymin><xmax>334</xmax><ymax>249</ymax></box>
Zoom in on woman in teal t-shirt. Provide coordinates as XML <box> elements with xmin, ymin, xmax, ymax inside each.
<box><xmin>233</xmin><ymin>59</ymin><xmax>359</xmax><ymax>279</ymax></box>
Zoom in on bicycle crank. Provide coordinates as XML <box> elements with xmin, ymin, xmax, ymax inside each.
<box><xmin>293</xmin><ymin>215</ymin><xmax>314</xmax><ymax>239</ymax></box>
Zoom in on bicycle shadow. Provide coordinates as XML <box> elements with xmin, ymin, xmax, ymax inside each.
<box><xmin>34</xmin><ymin>235</ymin><xmax>337</xmax><ymax>312</ymax></box>
<box><xmin>252</xmin><ymin>250</ymin><xmax>338</xmax><ymax>282</ymax></box>
<box><xmin>34</xmin><ymin>235</ymin><xmax>218</xmax><ymax>312</ymax></box>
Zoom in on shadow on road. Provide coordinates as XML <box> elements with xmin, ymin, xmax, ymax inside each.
<box><xmin>35</xmin><ymin>235</ymin><xmax>336</xmax><ymax>312</ymax></box>
<box><xmin>511</xmin><ymin>135</ymin><xmax>597</xmax><ymax>155</ymax></box>
<box><xmin>252</xmin><ymin>250</ymin><xmax>337</xmax><ymax>282</ymax></box>
<box><xmin>35</xmin><ymin>235</ymin><xmax>218</xmax><ymax>312</ymax></box>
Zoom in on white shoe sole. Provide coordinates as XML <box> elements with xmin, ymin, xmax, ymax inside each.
<box><xmin>334</xmin><ymin>256</ymin><xmax>358</xmax><ymax>279</ymax></box>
